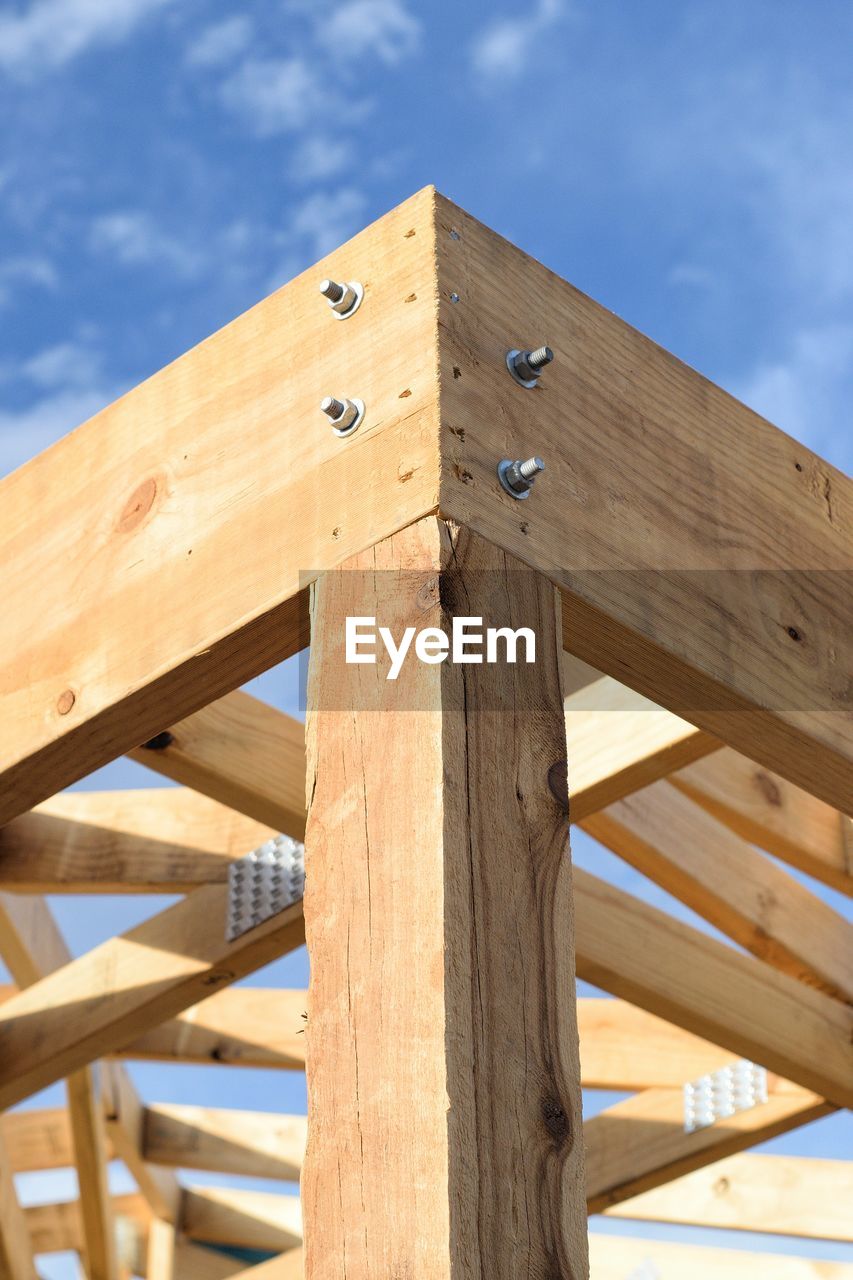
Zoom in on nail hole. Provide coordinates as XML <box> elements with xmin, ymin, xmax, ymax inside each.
<box><xmin>404</xmin><ymin>228</ymin><xmax>416</xmax><ymax>238</ymax></box>
<box><xmin>399</xmin><ymin>389</ymin><xmax>412</xmax><ymax>398</ymax></box>
<box><xmin>452</xmin><ymin>366</ymin><xmax>462</xmax><ymax>379</ymax></box>
<box><xmin>404</xmin><ymin>292</ymin><xmax>417</xmax><ymax>303</ymax></box>
<box><xmin>787</xmin><ymin>626</ymin><xmax>802</xmax><ymax>642</ymax></box>
<box><xmin>794</xmin><ymin>462</ymin><xmax>803</xmax><ymax>472</ymax></box>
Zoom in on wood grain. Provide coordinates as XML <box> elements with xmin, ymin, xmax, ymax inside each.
<box><xmin>588</xmin><ymin>1234</ymin><xmax>853</xmax><ymax>1279</ymax></box>
<box><xmin>0</xmin><ymin>788</ymin><xmax>273</xmax><ymax>893</ymax></box>
<box><xmin>435</xmin><ymin>193</ymin><xmax>853</xmax><ymax>812</ymax></box>
<box><xmin>129</xmin><ymin>692</ymin><xmax>306</xmax><ymax>838</ymax></box>
<box><xmin>302</xmin><ymin>516</ymin><xmax>588</xmax><ymax>1278</ymax></box>
<box><xmin>583</xmin><ymin>782</ymin><xmax>853</xmax><ymax>1000</ymax></box>
<box><xmin>0</xmin><ymin>186</ymin><xmax>441</xmax><ymax>824</ymax></box>
<box><xmin>573</xmin><ymin>867</ymin><xmax>853</xmax><ymax>1107</ymax></box>
<box><xmin>606</xmin><ymin>1152</ymin><xmax>853</xmax><ymax>1241</ymax></box>
<box><xmin>0</xmin><ymin>1129</ymin><xmax>37</xmax><ymax>1280</ymax></box>
<box><xmin>671</xmin><ymin>747</ymin><xmax>853</xmax><ymax>895</ymax></box>
<box><xmin>144</xmin><ymin>1105</ymin><xmax>305</xmax><ymax>1182</ymax></box>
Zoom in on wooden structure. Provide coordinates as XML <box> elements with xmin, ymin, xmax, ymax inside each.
<box><xmin>0</xmin><ymin>186</ymin><xmax>850</xmax><ymax>1278</ymax></box>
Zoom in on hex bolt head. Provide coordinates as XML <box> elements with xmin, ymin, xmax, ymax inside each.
<box><xmin>319</xmin><ymin>278</ymin><xmax>364</xmax><ymax>319</ymax></box>
<box><xmin>321</xmin><ymin>395</ymin><xmax>366</xmax><ymax>438</ymax></box>
<box><xmin>506</xmin><ymin>345</ymin><xmax>554</xmax><ymax>388</ymax></box>
<box><xmin>497</xmin><ymin>456</ymin><xmax>545</xmax><ymax>499</ymax></box>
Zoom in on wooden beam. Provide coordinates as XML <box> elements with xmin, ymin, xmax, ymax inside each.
<box><xmin>588</xmin><ymin>1234</ymin><xmax>853</xmax><ymax>1279</ymax></box>
<box><xmin>170</xmin><ymin>1242</ymin><xmax>245</xmax><ymax>1280</ymax></box>
<box><xmin>0</xmin><ymin>789</ymin><xmax>272</xmax><ymax>893</ymax></box>
<box><xmin>1</xmin><ymin>1109</ymin><xmax>76</xmax><ymax>1172</ymax></box>
<box><xmin>606</xmin><ymin>1152</ymin><xmax>853</xmax><ymax>1241</ymax></box>
<box><xmin>583</xmin><ymin>782</ymin><xmax>853</xmax><ymax>1000</ymax></box>
<box><xmin>564</xmin><ymin>675</ymin><xmax>718</xmax><ymax>820</ymax></box>
<box><xmin>577</xmin><ymin>999</ymin><xmax>759</xmax><ymax>1090</ymax></box>
<box><xmin>144</xmin><ymin>1105</ymin><xmax>305</xmax><ymax>1182</ymax></box>
<box><xmin>0</xmin><ymin>893</ymin><xmax>120</xmax><ymax>1278</ymax></box>
<box><xmin>101</xmin><ymin>1064</ymin><xmax>182</xmax><ymax>1224</ymax></box>
<box><xmin>584</xmin><ymin>1077</ymin><xmax>829</xmax><ymax>1213</ymax></box>
<box><xmin>435</xmin><ymin>194</ymin><xmax>853</xmax><ymax>812</ymax></box>
<box><xmin>112</xmin><ymin>987</ymin><xmax>307</xmax><ymax>1070</ymax></box>
<box><xmin>302</xmin><ymin>518</ymin><xmax>589</xmax><ymax>1277</ymax></box>
<box><xmin>181</xmin><ymin>1189</ymin><xmax>302</xmax><ymax>1254</ymax></box>
<box><xmin>145</xmin><ymin>1218</ymin><xmax>175</xmax><ymax>1280</ymax></box>
<box><xmin>0</xmin><ymin>1129</ymin><xmax>37</xmax><ymax>1280</ymax></box>
<box><xmin>129</xmin><ymin>692</ymin><xmax>306</xmax><ymax>837</ymax></box>
<box><xmin>0</xmin><ymin>882</ymin><xmax>304</xmax><ymax>1109</ymax></box>
<box><xmin>0</xmin><ymin>186</ymin><xmax>440</xmax><ymax>824</ymax></box>
<box><xmin>227</xmin><ymin>1253</ymin><xmax>304</xmax><ymax>1280</ymax></box>
<box><xmin>24</xmin><ymin>1196</ymin><xmax>149</xmax><ymax>1257</ymax></box>
<box><xmin>572</xmin><ymin>867</ymin><xmax>853</xmax><ymax>1108</ymax></box>
<box><xmin>671</xmin><ymin>747</ymin><xmax>853</xmax><ymax>895</ymax></box>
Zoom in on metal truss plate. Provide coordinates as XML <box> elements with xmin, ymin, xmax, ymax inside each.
<box><xmin>226</xmin><ymin>835</ymin><xmax>305</xmax><ymax>942</ymax></box>
<box><xmin>683</xmin><ymin>1059</ymin><xmax>768</xmax><ymax>1134</ymax></box>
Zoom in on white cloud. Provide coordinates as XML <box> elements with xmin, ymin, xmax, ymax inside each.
<box><xmin>0</xmin><ymin>0</ymin><xmax>174</xmax><ymax>78</ymax></box>
<box><xmin>320</xmin><ymin>0</ymin><xmax>421</xmax><ymax>65</ymax></box>
<box><xmin>734</xmin><ymin>324</ymin><xmax>853</xmax><ymax>469</ymax></box>
<box><xmin>291</xmin><ymin>135</ymin><xmax>351</xmax><ymax>183</ymax></box>
<box><xmin>290</xmin><ymin>187</ymin><xmax>367</xmax><ymax>260</ymax></box>
<box><xmin>219</xmin><ymin>57</ymin><xmax>322</xmax><ymax>136</ymax></box>
<box><xmin>0</xmin><ymin>382</ymin><xmax>122</xmax><ymax>479</ymax></box>
<box><xmin>89</xmin><ymin>211</ymin><xmax>202</xmax><ymax>277</ymax></box>
<box><xmin>668</xmin><ymin>263</ymin><xmax>718</xmax><ymax>291</ymax></box>
<box><xmin>22</xmin><ymin>340</ymin><xmax>103</xmax><ymax>390</ymax></box>
<box><xmin>186</xmin><ymin>16</ymin><xmax>253</xmax><ymax>68</ymax></box>
<box><xmin>0</xmin><ymin>255</ymin><xmax>58</xmax><ymax>306</ymax></box>
<box><xmin>472</xmin><ymin>0</ymin><xmax>565</xmax><ymax>81</ymax></box>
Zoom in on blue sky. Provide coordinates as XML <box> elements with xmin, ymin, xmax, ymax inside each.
<box><xmin>1</xmin><ymin>1</ymin><xmax>852</xmax><ymax>1276</ymax></box>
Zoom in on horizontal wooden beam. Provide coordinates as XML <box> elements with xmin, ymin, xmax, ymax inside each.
<box><xmin>606</xmin><ymin>1152</ymin><xmax>853</xmax><ymax>1241</ymax></box>
<box><xmin>577</xmin><ymin>998</ymin><xmax>738</xmax><ymax>1089</ymax></box>
<box><xmin>227</xmin><ymin>1254</ymin><xmax>304</xmax><ymax>1280</ymax></box>
<box><xmin>0</xmin><ymin>186</ymin><xmax>439</xmax><ymax>824</ymax></box>
<box><xmin>584</xmin><ymin>1077</ymin><xmax>828</xmax><ymax>1213</ymax></box>
<box><xmin>672</xmin><ymin>747</ymin><xmax>853</xmax><ymax>895</ymax></box>
<box><xmin>129</xmin><ymin>691</ymin><xmax>306</xmax><ymax>838</ymax></box>
<box><xmin>181</xmin><ymin>1188</ymin><xmax>302</xmax><ymax>1254</ymax></box>
<box><xmin>583</xmin><ymin>782</ymin><xmax>853</xmax><ymax>1000</ymax></box>
<box><xmin>1</xmin><ymin>1108</ymin><xmax>76</xmax><ymax>1172</ymax></box>
<box><xmin>564</xmin><ymin>675</ymin><xmax>718</xmax><ymax>820</ymax></box>
<box><xmin>25</xmin><ymin>1194</ymin><xmax>148</xmax><ymax>1257</ymax></box>
<box><xmin>144</xmin><ymin>1105</ymin><xmax>305</xmax><ymax>1182</ymax></box>
<box><xmin>0</xmin><ymin>883</ymin><xmax>304</xmax><ymax>1109</ymax></box>
<box><xmin>573</xmin><ymin>867</ymin><xmax>853</xmax><ymax>1108</ymax></box>
<box><xmin>0</xmin><ymin>788</ymin><xmax>272</xmax><ymax>893</ymax></box>
<box><xmin>435</xmin><ymin>194</ymin><xmax>853</xmax><ymax>812</ymax></box>
<box><xmin>588</xmin><ymin>1233</ymin><xmax>853</xmax><ymax>1279</ymax></box>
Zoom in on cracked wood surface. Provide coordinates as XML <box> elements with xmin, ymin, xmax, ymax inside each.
<box><xmin>302</xmin><ymin>515</ymin><xmax>588</xmax><ymax>1278</ymax></box>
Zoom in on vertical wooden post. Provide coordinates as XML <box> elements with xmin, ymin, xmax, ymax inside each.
<box><xmin>302</xmin><ymin>516</ymin><xmax>588</xmax><ymax>1278</ymax></box>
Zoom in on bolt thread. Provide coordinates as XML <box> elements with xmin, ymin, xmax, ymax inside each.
<box><xmin>320</xmin><ymin>279</ymin><xmax>345</xmax><ymax>303</ymax></box>
<box><xmin>321</xmin><ymin>396</ymin><xmax>345</xmax><ymax>420</ymax></box>
<box><xmin>517</xmin><ymin>457</ymin><xmax>545</xmax><ymax>480</ymax></box>
<box><xmin>526</xmin><ymin>346</ymin><xmax>554</xmax><ymax>371</ymax></box>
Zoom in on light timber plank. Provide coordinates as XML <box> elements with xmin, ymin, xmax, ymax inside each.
<box><xmin>0</xmin><ymin>186</ymin><xmax>440</xmax><ymax>824</ymax></box>
<box><xmin>572</xmin><ymin>867</ymin><xmax>853</xmax><ymax>1107</ymax></box>
<box><xmin>0</xmin><ymin>884</ymin><xmax>304</xmax><ymax>1110</ymax></box>
<box><xmin>181</xmin><ymin>1189</ymin><xmax>302</xmax><ymax>1254</ymax></box>
<box><xmin>112</xmin><ymin>987</ymin><xmax>307</xmax><ymax>1070</ymax></box>
<box><xmin>0</xmin><ymin>789</ymin><xmax>272</xmax><ymax>894</ymax></box>
<box><xmin>102</xmin><ymin>1064</ymin><xmax>182</xmax><ymax>1224</ymax></box>
<box><xmin>170</xmin><ymin>1242</ymin><xmax>244</xmax><ymax>1280</ymax></box>
<box><xmin>671</xmin><ymin>747</ymin><xmax>853</xmax><ymax>895</ymax></box>
<box><xmin>0</xmin><ymin>1129</ymin><xmax>37</xmax><ymax>1280</ymax></box>
<box><xmin>145</xmin><ymin>1218</ymin><xmax>175</xmax><ymax>1280</ymax></box>
<box><xmin>143</xmin><ymin>1105</ymin><xmax>305</xmax><ymax>1182</ymax></box>
<box><xmin>0</xmin><ymin>894</ymin><xmax>120</xmax><ymax>1276</ymax></box>
<box><xmin>129</xmin><ymin>692</ymin><xmax>306</xmax><ymax>837</ymax></box>
<box><xmin>577</xmin><ymin>1000</ymin><xmax>749</xmax><ymax>1090</ymax></box>
<box><xmin>564</xmin><ymin>676</ymin><xmax>718</xmax><ymax>820</ymax></box>
<box><xmin>1</xmin><ymin>1109</ymin><xmax>77</xmax><ymax>1173</ymax></box>
<box><xmin>606</xmin><ymin>1152</ymin><xmax>853</xmax><ymax>1241</ymax></box>
<box><xmin>584</xmin><ymin>1077</ymin><xmax>829</xmax><ymax>1213</ymax></box>
<box><xmin>588</xmin><ymin>1233</ymin><xmax>853</xmax><ymax>1279</ymax></box>
<box><xmin>302</xmin><ymin>517</ymin><xmax>588</xmax><ymax>1278</ymax></box>
<box><xmin>435</xmin><ymin>193</ymin><xmax>853</xmax><ymax>812</ymax></box>
<box><xmin>583</xmin><ymin>783</ymin><xmax>853</xmax><ymax>1000</ymax></box>
<box><xmin>227</xmin><ymin>1252</ymin><xmax>303</xmax><ymax>1280</ymax></box>
<box><xmin>24</xmin><ymin>1196</ymin><xmax>148</xmax><ymax>1258</ymax></box>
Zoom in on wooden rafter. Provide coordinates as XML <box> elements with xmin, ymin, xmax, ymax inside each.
<box><xmin>605</xmin><ymin>1151</ymin><xmax>853</xmax><ymax>1241</ymax></box>
<box><xmin>583</xmin><ymin>781</ymin><xmax>853</xmax><ymax>1000</ymax></box>
<box><xmin>0</xmin><ymin>1128</ymin><xmax>37</xmax><ymax>1280</ymax></box>
<box><xmin>143</xmin><ymin>1105</ymin><xmax>305</xmax><ymax>1181</ymax></box>
<box><xmin>588</xmin><ymin>1234</ymin><xmax>853</xmax><ymax>1279</ymax></box>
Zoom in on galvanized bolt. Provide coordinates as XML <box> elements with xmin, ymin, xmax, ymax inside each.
<box><xmin>506</xmin><ymin>345</ymin><xmax>554</xmax><ymax>388</ymax></box>
<box><xmin>321</xmin><ymin>395</ymin><xmax>365</xmax><ymax>437</ymax></box>
<box><xmin>497</xmin><ymin>456</ymin><xmax>545</xmax><ymax>499</ymax></box>
<box><xmin>319</xmin><ymin>278</ymin><xmax>364</xmax><ymax>319</ymax></box>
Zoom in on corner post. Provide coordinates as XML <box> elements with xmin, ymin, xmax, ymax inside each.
<box><xmin>302</xmin><ymin>515</ymin><xmax>588</xmax><ymax>1277</ymax></box>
